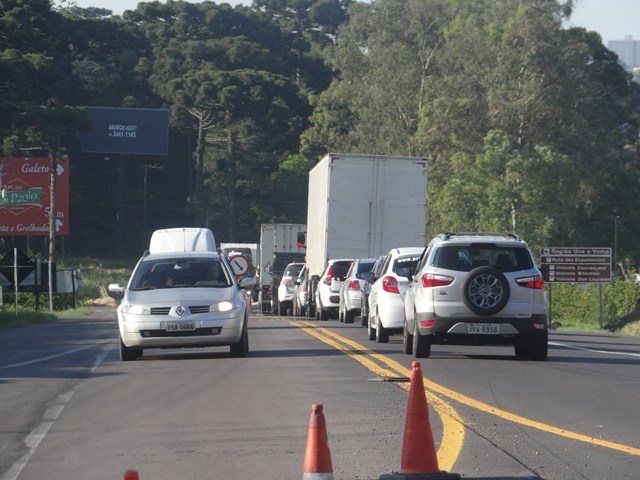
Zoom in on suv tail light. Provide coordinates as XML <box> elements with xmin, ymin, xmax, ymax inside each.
<box><xmin>382</xmin><ymin>276</ymin><xmax>399</xmax><ymax>294</ymax></box>
<box><xmin>347</xmin><ymin>280</ymin><xmax>360</xmax><ymax>290</ymax></box>
<box><xmin>282</xmin><ymin>278</ymin><xmax>294</xmax><ymax>286</ymax></box>
<box><xmin>421</xmin><ymin>273</ymin><xmax>454</xmax><ymax>288</ymax></box>
<box><xmin>516</xmin><ymin>275</ymin><xmax>544</xmax><ymax>289</ymax></box>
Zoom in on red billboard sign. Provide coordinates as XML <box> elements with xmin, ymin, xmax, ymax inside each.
<box><xmin>0</xmin><ymin>157</ymin><xmax>70</xmax><ymax>236</ymax></box>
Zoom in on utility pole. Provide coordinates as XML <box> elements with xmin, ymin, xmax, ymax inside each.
<box><xmin>142</xmin><ymin>164</ymin><xmax>164</xmax><ymax>230</ymax></box>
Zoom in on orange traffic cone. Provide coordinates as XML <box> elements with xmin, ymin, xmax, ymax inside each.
<box><xmin>379</xmin><ymin>362</ymin><xmax>461</xmax><ymax>479</ymax></box>
<box><xmin>123</xmin><ymin>470</ymin><xmax>139</xmax><ymax>480</ymax></box>
<box><xmin>303</xmin><ymin>403</ymin><xmax>334</xmax><ymax>480</ymax></box>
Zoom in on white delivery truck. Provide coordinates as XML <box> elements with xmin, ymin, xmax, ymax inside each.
<box><xmin>303</xmin><ymin>153</ymin><xmax>428</xmax><ymax>317</ymax></box>
<box><xmin>258</xmin><ymin>223</ymin><xmax>306</xmax><ymax>313</ymax></box>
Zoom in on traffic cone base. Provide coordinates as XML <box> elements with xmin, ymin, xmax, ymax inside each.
<box><xmin>303</xmin><ymin>404</ymin><xmax>334</xmax><ymax>480</ymax></box>
<box><xmin>379</xmin><ymin>472</ymin><xmax>461</xmax><ymax>480</ymax></box>
<box><xmin>380</xmin><ymin>362</ymin><xmax>461</xmax><ymax>479</ymax></box>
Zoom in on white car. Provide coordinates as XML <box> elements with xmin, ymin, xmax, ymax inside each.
<box><xmin>315</xmin><ymin>258</ymin><xmax>354</xmax><ymax>320</ymax></box>
<box><xmin>276</xmin><ymin>262</ymin><xmax>305</xmax><ymax>316</ymax></box>
<box><xmin>109</xmin><ymin>228</ymin><xmax>252</xmax><ymax>361</ymax></box>
<box><xmin>338</xmin><ymin>258</ymin><xmax>376</xmax><ymax>323</ymax></box>
<box><xmin>367</xmin><ymin>247</ymin><xmax>424</xmax><ymax>343</ymax></box>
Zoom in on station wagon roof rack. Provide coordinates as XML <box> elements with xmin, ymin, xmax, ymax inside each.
<box><xmin>437</xmin><ymin>232</ymin><xmax>522</xmax><ymax>241</ymax></box>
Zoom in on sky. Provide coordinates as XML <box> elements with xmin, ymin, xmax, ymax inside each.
<box><xmin>55</xmin><ymin>0</ymin><xmax>640</xmax><ymax>43</ymax></box>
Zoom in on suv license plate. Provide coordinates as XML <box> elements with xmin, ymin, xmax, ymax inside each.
<box><xmin>166</xmin><ymin>321</ymin><xmax>196</xmax><ymax>332</ymax></box>
<box><xmin>468</xmin><ymin>323</ymin><xmax>500</xmax><ymax>334</ymax></box>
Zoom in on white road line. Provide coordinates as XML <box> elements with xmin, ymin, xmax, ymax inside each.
<box><xmin>0</xmin><ymin>339</ymin><xmax>114</xmax><ymax>370</ymax></box>
<box><xmin>0</xmin><ymin>343</ymin><xmax>115</xmax><ymax>480</ymax></box>
<box><xmin>550</xmin><ymin>341</ymin><xmax>640</xmax><ymax>357</ymax></box>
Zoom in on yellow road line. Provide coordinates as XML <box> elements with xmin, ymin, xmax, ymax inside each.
<box><xmin>293</xmin><ymin>321</ymin><xmax>464</xmax><ymax>470</ymax></box>
<box><xmin>292</xmin><ymin>321</ymin><xmax>640</xmax><ymax>459</ymax></box>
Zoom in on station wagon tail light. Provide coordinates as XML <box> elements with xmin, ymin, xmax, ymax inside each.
<box><xmin>421</xmin><ymin>273</ymin><xmax>454</xmax><ymax>288</ymax></box>
<box><xmin>516</xmin><ymin>275</ymin><xmax>544</xmax><ymax>289</ymax></box>
<box><xmin>382</xmin><ymin>276</ymin><xmax>399</xmax><ymax>294</ymax></box>
<box><xmin>347</xmin><ymin>280</ymin><xmax>360</xmax><ymax>290</ymax></box>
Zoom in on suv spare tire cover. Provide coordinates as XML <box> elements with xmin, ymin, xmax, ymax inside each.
<box><xmin>461</xmin><ymin>266</ymin><xmax>510</xmax><ymax>316</ymax></box>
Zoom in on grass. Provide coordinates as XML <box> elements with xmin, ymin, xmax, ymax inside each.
<box><xmin>0</xmin><ymin>307</ymin><xmax>95</xmax><ymax>328</ymax></box>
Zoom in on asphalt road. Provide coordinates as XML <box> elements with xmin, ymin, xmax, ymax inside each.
<box><xmin>1</xmin><ymin>307</ymin><xmax>639</xmax><ymax>480</ymax></box>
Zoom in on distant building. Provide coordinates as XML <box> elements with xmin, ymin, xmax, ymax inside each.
<box><xmin>607</xmin><ymin>36</ymin><xmax>640</xmax><ymax>70</ymax></box>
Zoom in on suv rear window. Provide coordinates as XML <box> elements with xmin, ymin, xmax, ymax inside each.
<box><xmin>435</xmin><ymin>246</ymin><xmax>533</xmax><ymax>272</ymax></box>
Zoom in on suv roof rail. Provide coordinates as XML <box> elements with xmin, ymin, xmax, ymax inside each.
<box><xmin>438</xmin><ymin>232</ymin><xmax>522</xmax><ymax>241</ymax></box>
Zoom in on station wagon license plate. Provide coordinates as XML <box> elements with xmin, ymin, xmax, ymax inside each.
<box><xmin>468</xmin><ymin>323</ymin><xmax>499</xmax><ymax>334</ymax></box>
<box><xmin>166</xmin><ymin>320</ymin><xmax>196</xmax><ymax>332</ymax></box>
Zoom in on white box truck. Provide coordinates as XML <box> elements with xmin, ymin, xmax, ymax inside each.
<box><xmin>304</xmin><ymin>153</ymin><xmax>428</xmax><ymax>315</ymax></box>
<box><xmin>258</xmin><ymin>223</ymin><xmax>306</xmax><ymax>313</ymax></box>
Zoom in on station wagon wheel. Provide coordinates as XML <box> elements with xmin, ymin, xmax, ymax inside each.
<box><xmin>230</xmin><ymin>321</ymin><xmax>249</xmax><ymax>358</ymax></box>
<box><xmin>461</xmin><ymin>266</ymin><xmax>510</xmax><ymax>316</ymax></box>
<box><xmin>119</xmin><ymin>336</ymin><xmax>137</xmax><ymax>362</ymax></box>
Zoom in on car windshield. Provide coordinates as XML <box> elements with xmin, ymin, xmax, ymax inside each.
<box><xmin>130</xmin><ymin>257</ymin><xmax>233</xmax><ymax>289</ymax></box>
<box><xmin>435</xmin><ymin>246</ymin><xmax>533</xmax><ymax>272</ymax></box>
<box><xmin>284</xmin><ymin>264</ymin><xmax>304</xmax><ymax>277</ymax></box>
<box><xmin>356</xmin><ymin>260</ymin><xmax>375</xmax><ymax>274</ymax></box>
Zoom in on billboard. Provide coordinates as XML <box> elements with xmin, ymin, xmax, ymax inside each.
<box><xmin>0</xmin><ymin>157</ymin><xmax>70</xmax><ymax>236</ymax></box>
<box><xmin>77</xmin><ymin>107</ymin><xmax>169</xmax><ymax>156</ymax></box>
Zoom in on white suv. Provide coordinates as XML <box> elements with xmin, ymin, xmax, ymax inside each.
<box><xmin>403</xmin><ymin>232</ymin><xmax>548</xmax><ymax>360</ymax></box>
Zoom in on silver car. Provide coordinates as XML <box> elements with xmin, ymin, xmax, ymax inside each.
<box><xmin>109</xmin><ymin>252</ymin><xmax>251</xmax><ymax>360</ymax></box>
<box><xmin>338</xmin><ymin>258</ymin><xmax>376</xmax><ymax>323</ymax></box>
<box><xmin>403</xmin><ymin>232</ymin><xmax>548</xmax><ymax>360</ymax></box>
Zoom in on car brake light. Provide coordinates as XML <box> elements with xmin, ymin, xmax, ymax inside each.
<box><xmin>348</xmin><ymin>280</ymin><xmax>360</xmax><ymax>290</ymax></box>
<box><xmin>382</xmin><ymin>276</ymin><xmax>399</xmax><ymax>294</ymax></box>
<box><xmin>282</xmin><ymin>278</ymin><xmax>293</xmax><ymax>286</ymax></box>
<box><xmin>419</xmin><ymin>319</ymin><xmax>437</xmax><ymax>328</ymax></box>
<box><xmin>324</xmin><ymin>266</ymin><xmax>334</xmax><ymax>285</ymax></box>
<box><xmin>421</xmin><ymin>273</ymin><xmax>454</xmax><ymax>288</ymax></box>
<box><xmin>516</xmin><ymin>275</ymin><xmax>544</xmax><ymax>289</ymax></box>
